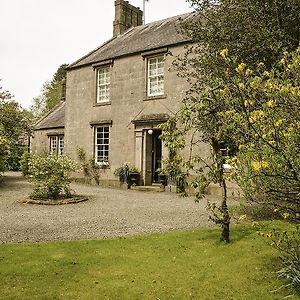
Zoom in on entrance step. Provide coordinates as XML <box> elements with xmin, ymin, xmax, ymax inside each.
<box><xmin>131</xmin><ymin>185</ymin><xmax>164</xmax><ymax>192</ymax></box>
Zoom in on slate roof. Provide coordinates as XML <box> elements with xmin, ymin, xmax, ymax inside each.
<box><xmin>35</xmin><ymin>101</ymin><xmax>65</xmax><ymax>130</ymax></box>
<box><xmin>68</xmin><ymin>12</ymin><xmax>192</xmax><ymax>70</ymax></box>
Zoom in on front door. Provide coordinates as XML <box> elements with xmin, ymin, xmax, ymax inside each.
<box><xmin>144</xmin><ymin>129</ymin><xmax>163</xmax><ymax>185</ymax></box>
<box><xmin>151</xmin><ymin>130</ymin><xmax>162</xmax><ymax>183</ymax></box>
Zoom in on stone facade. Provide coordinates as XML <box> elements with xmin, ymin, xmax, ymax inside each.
<box><xmin>65</xmin><ymin>45</ymin><xmax>189</xmax><ymax>184</ymax></box>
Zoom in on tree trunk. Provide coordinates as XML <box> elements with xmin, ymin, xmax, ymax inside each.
<box><xmin>212</xmin><ymin>138</ymin><xmax>230</xmax><ymax>243</ymax></box>
<box><xmin>220</xmin><ymin>178</ymin><xmax>230</xmax><ymax>243</ymax></box>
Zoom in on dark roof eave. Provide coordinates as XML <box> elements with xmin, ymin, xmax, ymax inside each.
<box><xmin>67</xmin><ymin>39</ymin><xmax>192</xmax><ymax>71</ymax></box>
<box><xmin>34</xmin><ymin>125</ymin><xmax>65</xmax><ymax>131</ymax></box>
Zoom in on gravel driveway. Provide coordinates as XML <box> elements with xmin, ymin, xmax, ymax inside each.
<box><xmin>0</xmin><ymin>172</ymin><xmax>234</xmax><ymax>244</ymax></box>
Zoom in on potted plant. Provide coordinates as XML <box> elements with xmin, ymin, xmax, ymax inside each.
<box><xmin>156</xmin><ymin>168</ymin><xmax>168</xmax><ymax>187</ymax></box>
<box><xmin>114</xmin><ymin>163</ymin><xmax>130</xmax><ymax>183</ymax></box>
<box><xmin>114</xmin><ymin>163</ymin><xmax>140</xmax><ymax>188</ymax></box>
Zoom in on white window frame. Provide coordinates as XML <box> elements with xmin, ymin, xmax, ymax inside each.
<box><xmin>49</xmin><ymin>135</ymin><xmax>64</xmax><ymax>155</ymax></box>
<box><xmin>58</xmin><ymin>136</ymin><xmax>64</xmax><ymax>155</ymax></box>
<box><xmin>96</xmin><ymin>66</ymin><xmax>110</xmax><ymax>103</ymax></box>
<box><xmin>50</xmin><ymin>136</ymin><xmax>57</xmax><ymax>153</ymax></box>
<box><xmin>95</xmin><ymin>126</ymin><xmax>109</xmax><ymax>165</ymax></box>
<box><xmin>147</xmin><ymin>55</ymin><xmax>165</xmax><ymax>97</ymax></box>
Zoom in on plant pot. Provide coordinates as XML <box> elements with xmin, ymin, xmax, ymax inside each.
<box><xmin>127</xmin><ymin>172</ymin><xmax>140</xmax><ymax>188</ymax></box>
<box><xmin>158</xmin><ymin>174</ymin><xmax>168</xmax><ymax>187</ymax></box>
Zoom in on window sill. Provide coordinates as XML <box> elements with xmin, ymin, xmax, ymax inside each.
<box><xmin>143</xmin><ymin>94</ymin><xmax>167</xmax><ymax>101</ymax></box>
<box><xmin>94</xmin><ymin>101</ymin><xmax>111</xmax><ymax>107</ymax></box>
<box><xmin>96</xmin><ymin>162</ymin><xmax>110</xmax><ymax>169</ymax></box>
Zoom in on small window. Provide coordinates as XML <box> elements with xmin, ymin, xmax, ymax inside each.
<box><xmin>49</xmin><ymin>135</ymin><xmax>64</xmax><ymax>155</ymax></box>
<box><xmin>147</xmin><ymin>56</ymin><xmax>165</xmax><ymax>96</ymax></box>
<box><xmin>97</xmin><ymin>67</ymin><xmax>110</xmax><ymax>103</ymax></box>
<box><xmin>58</xmin><ymin>136</ymin><xmax>64</xmax><ymax>155</ymax></box>
<box><xmin>95</xmin><ymin>127</ymin><xmax>109</xmax><ymax>164</ymax></box>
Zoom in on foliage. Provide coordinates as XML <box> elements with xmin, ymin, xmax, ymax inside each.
<box><xmin>5</xmin><ymin>145</ymin><xmax>24</xmax><ymax>171</ymax></box>
<box><xmin>30</xmin><ymin>64</ymin><xmax>68</xmax><ymax>118</ymax></box>
<box><xmin>161</xmin><ymin>112</ymin><xmax>231</xmax><ymax>242</ymax></box>
<box><xmin>183</xmin><ymin>0</ymin><xmax>299</xmax><ymax>77</ymax></box>
<box><xmin>0</xmin><ymin>133</ymin><xmax>10</xmax><ymax>177</ymax></box>
<box><xmin>28</xmin><ymin>153</ymin><xmax>78</xmax><ymax>200</ymax></box>
<box><xmin>215</xmin><ymin>48</ymin><xmax>300</xmax><ymax>217</ymax></box>
<box><xmin>77</xmin><ymin>147</ymin><xmax>108</xmax><ymax>185</ymax></box>
<box><xmin>0</xmin><ymin>221</ymin><xmax>293</xmax><ymax>299</ymax></box>
<box><xmin>20</xmin><ymin>148</ymin><xmax>30</xmax><ymax>176</ymax></box>
<box><xmin>159</xmin><ymin>117</ymin><xmax>188</xmax><ymax>194</ymax></box>
<box><xmin>0</xmin><ymin>81</ymin><xmax>33</xmax><ymax>173</ymax></box>
<box><xmin>114</xmin><ymin>163</ymin><xmax>139</xmax><ymax>182</ymax></box>
<box><xmin>278</xmin><ymin>250</ymin><xmax>300</xmax><ymax>294</ymax></box>
<box><xmin>194</xmin><ymin>48</ymin><xmax>300</xmax><ymax>294</ymax></box>
<box><xmin>268</xmin><ymin>224</ymin><xmax>300</xmax><ymax>295</ymax></box>
<box><xmin>160</xmin><ymin>71</ymin><xmax>232</xmax><ymax>242</ymax></box>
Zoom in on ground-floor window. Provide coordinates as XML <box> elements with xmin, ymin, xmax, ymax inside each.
<box><xmin>49</xmin><ymin>135</ymin><xmax>64</xmax><ymax>155</ymax></box>
<box><xmin>95</xmin><ymin>126</ymin><xmax>109</xmax><ymax>164</ymax></box>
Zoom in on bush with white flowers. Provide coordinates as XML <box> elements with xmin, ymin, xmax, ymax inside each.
<box><xmin>28</xmin><ymin>153</ymin><xmax>78</xmax><ymax>200</ymax></box>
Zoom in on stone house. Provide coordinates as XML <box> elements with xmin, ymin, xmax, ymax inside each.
<box><xmin>31</xmin><ymin>0</ymin><xmax>197</xmax><ymax>186</ymax></box>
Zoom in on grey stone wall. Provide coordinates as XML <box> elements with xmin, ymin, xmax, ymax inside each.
<box><xmin>65</xmin><ymin>45</ymin><xmax>192</xmax><ymax>181</ymax></box>
<box><xmin>31</xmin><ymin>128</ymin><xmax>64</xmax><ymax>155</ymax></box>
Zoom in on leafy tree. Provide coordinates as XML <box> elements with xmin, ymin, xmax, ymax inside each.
<box><xmin>218</xmin><ymin>48</ymin><xmax>300</xmax><ymax>218</ymax></box>
<box><xmin>161</xmin><ymin>0</ymin><xmax>299</xmax><ymax>242</ymax></box>
<box><xmin>182</xmin><ymin>0</ymin><xmax>299</xmax><ymax>75</ymax></box>
<box><xmin>31</xmin><ymin>64</ymin><xmax>68</xmax><ymax>117</ymax></box>
<box><xmin>0</xmin><ymin>130</ymin><xmax>10</xmax><ymax>177</ymax></box>
<box><xmin>0</xmin><ymin>81</ymin><xmax>33</xmax><ymax>173</ymax></box>
<box><xmin>160</xmin><ymin>73</ymin><xmax>232</xmax><ymax>242</ymax></box>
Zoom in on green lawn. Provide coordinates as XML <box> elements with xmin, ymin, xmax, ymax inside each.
<box><xmin>0</xmin><ymin>221</ymin><xmax>297</xmax><ymax>300</ymax></box>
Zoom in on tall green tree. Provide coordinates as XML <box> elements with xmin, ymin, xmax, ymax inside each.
<box><xmin>31</xmin><ymin>64</ymin><xmax>68</xmax><ymax>117</ymax></box>
<box><xmin>0</xmin><ymin>81</ymin><xmax>33</xmax><ymax>173</ymax></box>
<box><xmin>161</xmin><ymin>0</ymin><xmax>299</xmax><ymax>241</ymax></box>
<box><xmin>181</xmin><ymin>0</ymin><xmax>299</xmax><ymax>72</ymax></box>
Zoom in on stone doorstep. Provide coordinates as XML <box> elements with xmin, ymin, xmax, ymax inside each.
<box><xmin>131</xmin><ymin>184</ymin><xmax>165</xmax><ymax>192</ymax></box>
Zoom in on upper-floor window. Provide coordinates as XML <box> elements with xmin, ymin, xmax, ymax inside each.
<box><xmin>97</xmin><ymin>67</ymin><xmax>110</xmax><ymax>103</ymax></box>
<box><xmin>95</xmin><ymin>126</ymin><xmax>109</xmax><ymax>164</ymax></box>
<box><xmin>147</xmin><ymin>56</ymin><xmax>165</xmax><ymax>96</ymax></box>
<box><xmin>50</xmin><ymin>135</ymin><xmax>64</xmax><ymax>155</ymax></box>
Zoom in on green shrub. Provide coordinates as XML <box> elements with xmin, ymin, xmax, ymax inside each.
<box><xmin>77</xmin><ymin>147</ymin><xmax>108</xmax><ymax>185</ymax></box>
<box><xmin>20</xmin><ymin>148</ymin><xmax>30</xmax><ymax>176</ymax></box>
<box><xmin>28</xmin><ymin>153</ymin><xmax>78</xmax><ymax>200</ymax></box>
<box><xmin>270</xmin><ymin>224</ymin><xmax>300</xmax><ymax>295</ymax></box>
<box><xmin>278</xmin><ymin>249</ymin><xmax>300</xmax><ymax>294</ymax></box>
<box><xmin>0</xmin><ymin>135</ymin><xmax>10</xmax><ymax>178</ymax></box>
<box><xmin>6</xmin><ymin>144</ymin><xmax>24</xmax><ymax>171</ymax></box>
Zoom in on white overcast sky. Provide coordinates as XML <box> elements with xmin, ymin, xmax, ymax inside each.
<box><xmin>0</xmin><ymin>0</ymin><xmax>193</xmax><ymax>108</ymax></box>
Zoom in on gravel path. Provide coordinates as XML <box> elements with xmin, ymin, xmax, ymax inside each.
<box><xmin>0</xmin><ymin>172</ymin><xmax>235</xmax><ymax>244</ymax></box>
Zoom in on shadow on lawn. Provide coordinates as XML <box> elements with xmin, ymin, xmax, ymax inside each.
<box><xmin>194</xmin><ymin>224</ymin><xmax>261</xmax><ymax>245</ymax></box>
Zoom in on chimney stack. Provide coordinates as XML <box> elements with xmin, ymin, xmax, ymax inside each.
<box><xmin>113</xmin><ymin>0</ymin><xmax>143</xmax><ymax>36</ymax></box>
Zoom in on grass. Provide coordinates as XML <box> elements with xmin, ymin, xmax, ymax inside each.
<box><xmin>0</xmin><ymin>221</ymin><xmax>297</xmax><ymax>300</ymax></box>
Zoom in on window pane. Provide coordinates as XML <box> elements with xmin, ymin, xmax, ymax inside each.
<box><xmin>95</xmin><ymin>127</ymin><xmax>109</xmax><ymax>163</ymax></box>
<box><xmin>148</xmin><ymin>56</ymin><xmax>164</xmax><ymax>96</ymax></box>
<box><xmin>97</xmin><ymin>67</ymin><xmax>110</xmax><ymax>103</ymax></box>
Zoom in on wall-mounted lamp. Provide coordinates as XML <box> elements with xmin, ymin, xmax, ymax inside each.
<box><xmin>147</xmin><ymin>129</ymin><xmax>153</xmax><ymax>135</ymax></box>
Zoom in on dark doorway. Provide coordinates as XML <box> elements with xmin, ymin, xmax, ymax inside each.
<box><xmin>151</xmin><ymin>129</ymin><xmax>162</xmax><ymax>183</ymax></box>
